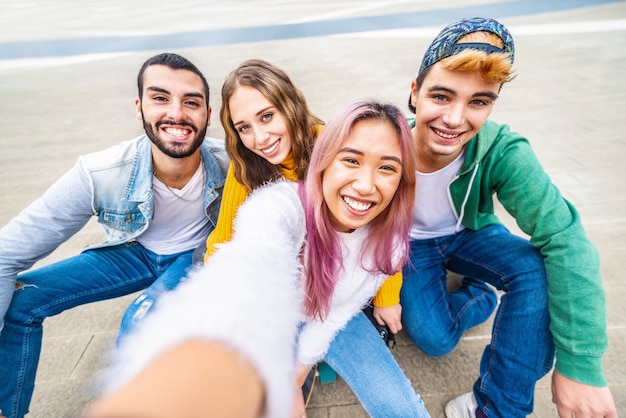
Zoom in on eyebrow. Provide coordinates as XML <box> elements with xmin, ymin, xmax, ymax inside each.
<box><xmin>233</xmin><ymin>105</ymin><xmax>275</xmax><ymax>127</ymax></box>
<box><xmin>338</xmin><ymin>147</ymin><xmax>403</xmax><ymax>165</ymax></box>
<box><xmin>428</xmin><ymin>85</ymin><xmax>499</xmax><ymax>100</ymax></box>
<box><xmin>146</xmin><ymin>86</ymin><xmax>205</xmax><ymax>101</ymax></box>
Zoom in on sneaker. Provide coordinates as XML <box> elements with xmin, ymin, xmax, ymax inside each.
<box><xmin>445</xmin><ymin>392</ymin><xmax>478</xmax><ymax>418</ymax></box>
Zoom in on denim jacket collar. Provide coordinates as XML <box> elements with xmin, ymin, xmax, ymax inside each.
<box><xmin>124</xmin><ymin>136</ymin><xmax>225</xmax><ymax>208</ymax></box>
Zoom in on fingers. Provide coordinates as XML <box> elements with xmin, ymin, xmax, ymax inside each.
<box><xmin>386</xmin><ymin>319</ymin><xmax>402</xmax><ymax>334</ymax></box>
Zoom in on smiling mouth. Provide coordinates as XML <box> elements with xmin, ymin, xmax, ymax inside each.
<box><xmin>261</xmin><ymin>140</ymin><xmax>280</xmax><ymax>154</ymax></box>
<box><xmin>434</xmin><ymin>128</ymin><xmax>461</xmax><ymax>140</ymax></box>
<box><xmin>164</xmin><ymin>127</ymin><xmax>191</xmax><ymax>137</ymax></box>
<box><xmin>343</xmin><ymin>196</ymin><xmax>373</xmax><ymax>212</ymax></box>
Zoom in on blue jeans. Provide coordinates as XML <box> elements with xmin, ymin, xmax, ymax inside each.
<box><xmin>324</xmin><ymin>311</ymin><xmax>430</xmax><ymax>418</ymax></box>
<box><xmin>0</xmin><ymin>242</ymin><xmax>194</xmax><ymax>418</ymax></box>
<box><xmin>401</xmin><ymin>224</ymin><xmax>555</xmax><ymax>418</ymax></box>
<box><xmin>117</xmin><ymin>255</ymin><xmax>199</xmax><ymax>344</ymax></box>
<box><xmin>117</xmin><ymin>242</ymin><xmax>207</xmax><ymax>343</ymax></box>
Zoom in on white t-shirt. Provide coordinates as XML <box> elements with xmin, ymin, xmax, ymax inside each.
<box><xmin>137</xmin><ymin>163</ymin><xmax>210</xmax><ymax>254</ymax></box>
<box><xmin>410</xmin><ymin>151</ymin><xmax>465</xmax><ymax>240</ymax></box>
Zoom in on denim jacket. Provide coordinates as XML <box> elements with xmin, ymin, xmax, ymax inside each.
<box><xmin>0</xmin><ymin>135</ymin><xmax>228</xmax><ymax>323</ymax></box>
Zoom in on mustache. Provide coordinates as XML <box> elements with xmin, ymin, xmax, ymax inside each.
<box><xmin>155</xmin><ymin>120</ymin><xmax>197</xmax><ymax>133</ymax></box>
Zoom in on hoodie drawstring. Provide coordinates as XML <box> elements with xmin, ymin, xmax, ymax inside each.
<box><xmin>455</xmin><ymin>162</ymin><xmax>480</xmax><ymax>232</ymax></box>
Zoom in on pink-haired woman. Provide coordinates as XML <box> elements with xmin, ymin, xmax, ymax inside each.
<box><xmin>87</xmin><ymin>101</ymin><xmax>429</xmax><ymax>418</ymax></box>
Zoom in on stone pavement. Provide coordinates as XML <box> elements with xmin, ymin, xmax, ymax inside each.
<box><xmin>1</xmin><ymin>1</ymin><xmax>625</xmax><ymax>416</ymax></box>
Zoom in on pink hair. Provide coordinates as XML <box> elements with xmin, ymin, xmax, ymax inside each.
<box><xmin>299</xmin><ymin>101</ymin><xmax>417</xmax><ymax>319</ymax></box>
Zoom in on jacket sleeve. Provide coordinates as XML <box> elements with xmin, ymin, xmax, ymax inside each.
<box><xmin>204</xmin><ymin>163</ymin><xmax>249</xmax><ymax>261</ymax></box>
<box><xmin>0</xmin><ymin>160</ymin><xmax>94</xmax><ymax>327</ymax></box>
<box><xmin>297</xmin><ymin>279</ymin><xmax>378</xmax><ymax>366</ymax></box>
<box><xmin>297</xmin><ymin>269</ymin><xmax>383</xmax><ymax>365</ymax></box>
<box><xmin>298</xmin><ymin>307</ymin><xmax>355</xmax><ymax>366</ymax></box>
<box><xmin>488</xmin><ymin>125</ymin><xmax>607</xmax><ymax>386</ymax></box>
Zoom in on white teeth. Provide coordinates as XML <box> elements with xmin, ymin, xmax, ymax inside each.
<box><xmin>165</xmin><ymin>127</ymin><xmax>188</xmax><ymax>137</ymax></box>
<box><xmin>435</xmin><ymin>129</ymin><xmax>460</xmax><ymax>139</ymax></box>
<box><xmin>343</xmin><ymin>196</ymin><xmax>372</xmax><ymax>212</ymax></box>
<box><xmin>262</xmin><ymin>141</ymin><xmax>279</xmax><ymax>154</ymax></box>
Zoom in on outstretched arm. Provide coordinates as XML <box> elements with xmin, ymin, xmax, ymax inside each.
<box><xmin>85</xmin><ymin>341</ymin><xmax>264</xmax><ymax>418</ymax></box>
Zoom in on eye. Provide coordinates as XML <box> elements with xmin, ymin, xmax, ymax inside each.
<box><xmin>153</xmin><ymin>95</ymin><xmax>168</xmax><ymax>102</ymax></box>
<box><xmin>237</xmin><ymin>124</ymin><xmax>250</xmax><ymax>134</ymax></box>
<box><xmin>470</xmin><ymin>99</ymin><xmax>489</xmax><ymax>106</ymax></box>
<box><xmin>433</xmin><ymin>94</ymin><xmax>448</xmax><ymax>102</ymax></box>
<box><xmin>380</xmin><ymin>164</ymin><xmax>399</xmax><ymax>173</ymax></box>
<box><xmin>342</xmin><ymin>157</ymin><xmax>360</xmax><ymax>165</ymax></box>
<box><xmin>185</xmin><ymin>99</ymin><xmax>201</xmax><ymax>107</ymax></box>
<box><xmin>261</xmin><ymin>113</ymin><xmax>272</xmax><ymax>122</ymax></box>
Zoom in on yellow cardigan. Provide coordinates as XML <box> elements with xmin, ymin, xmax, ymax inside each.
<box><xmin>204</xmin><ymin>152</ymin><xmax>401</xmax><ymax>307</ymax></box>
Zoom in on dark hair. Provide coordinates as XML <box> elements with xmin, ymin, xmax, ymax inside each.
<box><xmin>137</xmin><ymin>53</ymin><xmax>210</xmax><ymax>107</ymax></box>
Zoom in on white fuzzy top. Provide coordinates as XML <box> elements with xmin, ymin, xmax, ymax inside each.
<box><xmin>297</xmin><ymin>224</ymin><xmax>389</xmax><ymax>364</ymax></box>
<box><xmin>98</xmin><ymin>181</ymin><xmax>395</xmax><ymax>417</ymax></box>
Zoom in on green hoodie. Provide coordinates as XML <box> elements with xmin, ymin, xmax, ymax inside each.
<box><xmin>449</xmin><ymin>119</ymin><xmax>607</xmax><ymax>386</ymax></box>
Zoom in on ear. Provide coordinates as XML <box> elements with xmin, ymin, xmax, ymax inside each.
<box><xmin>135</xmin><ymin>98</ymin><xmax>142</xmax><ymax>121</ymax></box>
<box><xmin>410</xmin><ymin>80</ymin><xmax>418</xmax><ymax>110</ymax></box>
<box><xmin>206</xmin><ymin>106</ymin><xmax>212</xmax><ymax>128</ymax></box>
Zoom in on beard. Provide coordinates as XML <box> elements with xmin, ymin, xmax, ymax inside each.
<box><xmin>143</xmin><ymin>115</ymin><xmax>207</xmax><ymax>159</ymax></box>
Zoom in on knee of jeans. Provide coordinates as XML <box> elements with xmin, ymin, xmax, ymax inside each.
<box><xmin>404</xmin><ymin>325</ymin><xmax>457</xmax><ymax>357</ymax></box>
<box><xmin>506</xmin><ymin>248</ymin><xmax>548</xmax><ymax>288</ymax></box>
<box><xmin>4</xmin><ymin>281</ymin><xmax>42</xmax><ymax>324</ymax></box>
<box><xmin>419</xmin><ymin>339</ymin><xmax>456</xmax><ymax>357</ymax></box>
<box><xmin>507</xmin><ymin>266</ymin><xmax>549</xmax><ymax>307</ymax></box>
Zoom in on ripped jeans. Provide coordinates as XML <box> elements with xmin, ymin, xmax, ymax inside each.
<box><xmin>0</xmin><ymin>242</ymin><xmax>194</xmax><ymax>418</ymax></box>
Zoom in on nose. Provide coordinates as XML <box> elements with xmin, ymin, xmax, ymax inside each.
<box><xmin>441</xmin><ymin>102</ymin><xmax>465</xmax><ymax>128</ymax></box>
<box><xmin>351</xmin><ymin>167</ymin><xmax>376</xmax><ymax>195</ymax></box>
<box><xmin>166</xmin><ymin>102</ymin><xmax>186</xmax><ymax>121</ymax></box>
<box><xmin>252</xmin><ymin>124</ymin><xmax>270</xmax><ymax>144</ymax></box>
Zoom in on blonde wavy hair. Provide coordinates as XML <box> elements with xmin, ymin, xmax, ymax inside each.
<box><xmin>220</xmin><ymin>59</ymin><xmax>322</xmax><ymax>192</ymax></box>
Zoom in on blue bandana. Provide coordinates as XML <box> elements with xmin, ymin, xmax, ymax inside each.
<box><xmin>418</xmin><ymin>17</ymin><xmax>515</xmax><ymax>75</ymax></box>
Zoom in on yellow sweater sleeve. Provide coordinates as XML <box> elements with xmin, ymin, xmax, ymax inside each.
<box><xmin>373</xmin><ymin>271</ymin><xmax>403</xmax><ymax>307</ymax></box>
<box><xmin>204</xmin><ymin>163</ymin><xmax>250</xmax><ymax>261</ymax></box>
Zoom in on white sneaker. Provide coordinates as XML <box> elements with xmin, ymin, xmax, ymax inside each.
<box><xmin>445</xmin><ymin>392</ymin><xmax>478</xmax><ymax>418</ymax></box>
